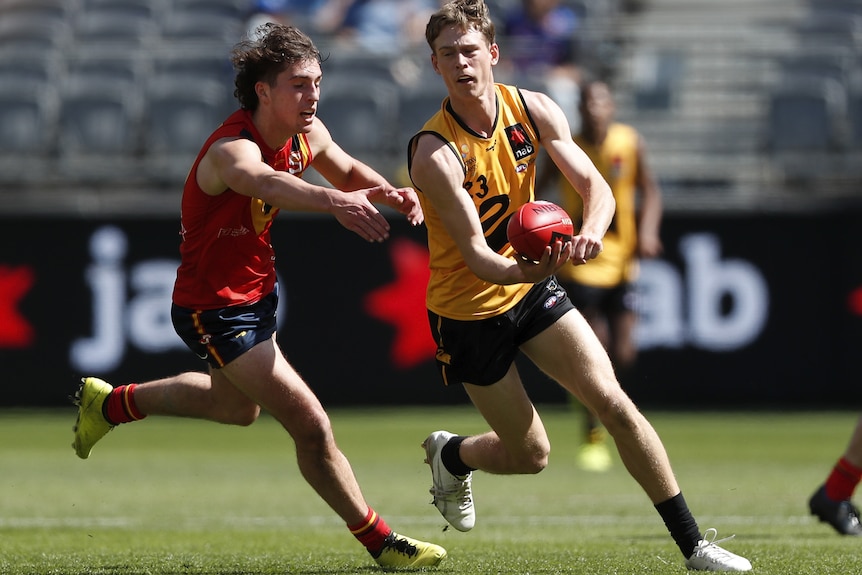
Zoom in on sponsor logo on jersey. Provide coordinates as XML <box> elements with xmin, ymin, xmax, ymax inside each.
<box><xmin>505</xmin><ymin>123</ymin><xmax>534</xmax><ymax>160</ymax></box>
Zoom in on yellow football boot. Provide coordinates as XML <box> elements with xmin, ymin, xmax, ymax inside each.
<box><xmin>373</xmin><ymin>532</ymin><xmax>446</xmax><ymax>570</ymax></box>
<box><xmin>72</xmin><ymin>377</ymin><xmax>115</xmax><ymax>459</ymax></box>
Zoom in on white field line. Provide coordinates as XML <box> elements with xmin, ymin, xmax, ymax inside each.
<box><xmin>0</xmin><ymin>514</ymin><xmax>815</xmax><ymax>529</ymax></box>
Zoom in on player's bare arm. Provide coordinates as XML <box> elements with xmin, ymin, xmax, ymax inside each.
<box><xmin>411</xmin><ymin>133</ymin><xmax>567</xmax><ymax>285</ymax></box>
<box><xmin>308</xmin><ymin>119</ymin><xmax>424</xmax><ymax>226</ymax></box>
<box><xmin>523</xmin><ymin>89</ymin><xmax>614</xmax><ymax>264</ymax></box>
<box><xmin>199</xmin><ymin>132</ymin><xmax>394</xmax><ymax>243</ymax></box>
<box><xmin>634</xmin><ymin>134</ymin><xmax>663</xmax><ymax>258</ymax></box>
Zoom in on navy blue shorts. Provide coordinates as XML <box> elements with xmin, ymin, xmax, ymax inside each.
<box><xmin>428</xmin><ymin>277</ymin><xmax>574</xmax><ymax>387</ymax></box>
<box><xmin>171</xmin><ymin>287</ymin><xmax>279</xmax><ymax>369</ymax></box>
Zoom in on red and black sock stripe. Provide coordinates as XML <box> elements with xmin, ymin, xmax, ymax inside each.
<box><xmin>102</xmin><ymin>384</ymin><xmax>146</xmax><ymax>425</ymax></box>
<box><xmin>825</xmin><ymin>457</ymin><xmax>862</xmax><ymax>501</ymax></box>
<box><xmin>348</xmin><ymin>508</ymin><xmax>391</xmax><ymax>555</ymax></box>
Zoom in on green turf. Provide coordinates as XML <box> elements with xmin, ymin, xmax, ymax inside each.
<box><xmin>1</xmin><ymin>406</ymin><xmax>860</xmax><ymax>574</ymax></box>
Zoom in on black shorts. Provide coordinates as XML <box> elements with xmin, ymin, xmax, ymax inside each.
<box><xmin>563</xmin><ymin>280</ymin><xmax>637</xmax><ymax>316</ymax></box>
<box><xmin>428</xmin><ymin>276</ymin><xmax>574</xmax><ymax>387</ymax></box>
<box><xmin>171</xmin><ymin>286</ymin><xmax>279</xmax><ymax>369</ymax></box>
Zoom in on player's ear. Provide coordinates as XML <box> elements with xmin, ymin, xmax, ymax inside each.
<box><xmin>489</xmin><ymin>43</ymin><xmax>500</xmax><ymax>66</ymax></box>
<box><xmin>255</xmin><ymin>81</ymin><xmax>269</xmax><ymax>103</ymax></box>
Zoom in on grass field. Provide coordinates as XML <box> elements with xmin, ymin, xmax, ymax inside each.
<box><xmin>1</xmin><ymin>406</ymin><xmax>861</xmax><ymax>574</ymax></box>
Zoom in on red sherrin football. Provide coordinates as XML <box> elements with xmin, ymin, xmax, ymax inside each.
<box><xmin>507</xmin><ymin>200</ymin><xmax>574</xmax><ymax>262</ymax></box>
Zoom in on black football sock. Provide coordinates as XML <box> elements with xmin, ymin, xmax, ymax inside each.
<box><xmin>441</xmin><ymin>435</ymin><xmax>475</xmax><ymax>477</ymax></box>
<box><xmin>655</xmin><ymin>492</ymin><xmax>701</xmax><ymax>558</ymax></box>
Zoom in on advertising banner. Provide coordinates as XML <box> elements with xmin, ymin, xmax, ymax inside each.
<box><xmin>1</xmin><ymin>211</ymin><xmax>860</xmax><ymax>408</ymax></box>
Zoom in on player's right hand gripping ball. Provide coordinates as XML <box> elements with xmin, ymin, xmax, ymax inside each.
<box><xmin>507</xmin><ymin>200</ymin><xmax>574</xmax><ymax>262</ymax></box>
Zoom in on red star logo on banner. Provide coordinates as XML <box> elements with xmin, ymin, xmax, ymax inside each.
<box><xmin>0</xmin><ymin>265</ymin><xmax>35</xmax><ymax>348</ymax></box>
<box><xmin>364</xmin><ymin>238</ymin><xmax>436</xmax><ymax>369</ymax></box>
<box><xmin>849</xmin><ymin>286</ymin><xmax>862</xmax><ymax>316</ymax></box>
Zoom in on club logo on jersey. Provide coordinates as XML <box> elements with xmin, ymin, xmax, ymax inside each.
<box><xmin>288</xmin><ymin>150</ymin><xmax>305</xmax><ymax>174</ymax></box>
<box><xmin>505</xmin><ymin>123</ymin><xmax>534</xmax><ymax>161</ymax></box>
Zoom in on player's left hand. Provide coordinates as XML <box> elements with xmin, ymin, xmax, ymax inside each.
<box><xmin>570</xmin><ymin>234</ymin><xmax>603</xmax><ymax>266</ymax></box>
<box><xmin>370</xmin><ymin>186</ymin><xmax>425</xmax><ymax>226</ymax></box>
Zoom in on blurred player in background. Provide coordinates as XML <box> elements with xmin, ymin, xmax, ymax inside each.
<box><xmin>537</xmin><ymin>79</ymin><xmax>663</xmax><ymax>472</ymax></box>
<box><xmin>72</xmin><ymin>23</ymin><xmax>445</xmax><ymax>570</ymax></box>
<box><xmin>407</xmin><ymin>0</ymin><xmax>749</xmax><ymax>570</ymax></box>
<box><xmin>809</xmin><ymin>416</ymin><xmax>862</xmax><ymax>535</ymax></box>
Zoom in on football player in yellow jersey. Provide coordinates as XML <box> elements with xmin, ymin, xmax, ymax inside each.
<box><xmin>537</xmin><ymin>80</ymin><xmax>664</xmax><ymax>473</ymax></box>
<box><xmin>408</xmin><ymin>1</ymin><xmax>750</xmax><ymax>570</ymax></box>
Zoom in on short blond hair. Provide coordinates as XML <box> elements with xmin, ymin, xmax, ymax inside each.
<box><xmin>425</xmin><ymin>0</ymin><xmax>496</xmax><ymax>51</ymax></box>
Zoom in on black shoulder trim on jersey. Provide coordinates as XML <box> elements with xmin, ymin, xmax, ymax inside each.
<box><xmin>406</xmin><ymin>130</ymin><xmax>466</xmax><ymax>193</ymax></box>
<box><xmin>516</xmin><ymin>87</ymin><xmax>541</xmax><ymax>142</ymax></box>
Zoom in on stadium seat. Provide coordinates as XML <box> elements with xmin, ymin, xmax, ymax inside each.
<box><xmin>160</xmin><ymin>10</ymin><xmax>244</xmax><ymax>46</ymax></box>
<box><xmin>0</xmin><ymin>49</ymin><xmax>62</xmax><ymax>91</ymax></box>
<box><xmin>317</xmin><ymin>80</ymin><xmax>400</xmax><ymax>157</ymax></box>
<box><xmin>169</xmin><ymin>0</ymin><xmax>249</xmax><ymax>20</ymax></box>
<box><xmin>72</xmin><ymin>7</ymin><xmax>158</xmax><ymax>49</ymax></box>
<box><xmin>0</xmin><ymin>84</ymin><xmax>57</xmax><ymax>155</ymax></box>
<box><xmin>795</xmin><ymin>11</ymin><xmax>862</xmax><ymax>50</ymax></box>
<box><xmin>0</xmin><ymin>0</ymin><xmax>70</xmax><ymax>21</ymax></box>
<box><xmin>777</xmin><ymin>49</ymin><xmax>854</xmax><ymax>93</ymax></box>
<box><xmin>150</xmin><ymin>51</ymin><xmax>235</xmax><ymax>105</ymax></box>
<box><xmin>65</xmin><ymin>51</ymin><xmax>145</xmax><ymax>95</ymax></box>
<box><xmin>144</xmin><ymin>78</ymin><xmax>226</xmax><ymax>155</ymax></box>
<box><xmin>57</xmin><ymin>82</ymin><xmax>143</xmax><ymax>182</ymax></box>
<box><xmin>397</xmin><ymin>88</ymin><xmax>448</xmax><ymax>148</ymax></box>
<box><xmin>0</xmin><ymin>12</ymin><xmax>70</xmax><ymax>52</ymax></box>
<box><xmin>143</xmin><ymin>76</ymin><xmax>228</xmax><ymax>183</ymax></box>
<box><xmin>323</xmin><ymin>53</ymin><xmax>399</xmax><ymax>85</ymax></box>
<box><xmin>766</xmin><ymin>76</ymin><xmax>848</xmax><ymax>153</ymax></box>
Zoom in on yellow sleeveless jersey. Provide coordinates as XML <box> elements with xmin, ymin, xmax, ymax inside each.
<box><xmin>408</xmin><ymin>84</ymin><xmax>539</xmax><ymax>320</ymax></box>
<box><xmin>557</xmin><ymin>122</ymin><xmax>640</xmax><ymax>287</ymax></box>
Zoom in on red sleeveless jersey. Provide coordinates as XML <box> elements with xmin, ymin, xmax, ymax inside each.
<box><xmin>172</xmin><ymin>109</ymin><xmax>312</xmax><ymax>310</ymax></box>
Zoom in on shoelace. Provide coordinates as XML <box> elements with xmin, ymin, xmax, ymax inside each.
<box><xmin>691</xmin><ymin>528</ymin><xmax>736</xmax><ymax>558</ymax></box>
<box><xmin>429</xmin><ymin>475</ymin><xmax>472</xmax><ymax>507</ymax></box>
<box><xmin>383</xmin><ymin>534</ymin><xmax>418</xmax><ymax>558</ymax></box>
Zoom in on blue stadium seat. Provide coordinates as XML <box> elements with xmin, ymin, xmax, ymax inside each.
<box><xmin>0</xmin><ymin>84</ymin><xmax>57</xmax><ymax>155</ymax></box>
<box><xmin>317</xmin><ymin>79</ymin><xmax>400</xmax><ymax>157</ymax></box>
<box><xmin>766</xmin><ymin>76</ymin><xmax>848</xmax><ymax>153</ymax></box>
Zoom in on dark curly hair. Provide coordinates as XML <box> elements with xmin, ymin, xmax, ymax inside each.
<box><xmin>230</xmin><ymin>23</ymin><xmax>322</xmax><ymax>111</ymax></box>
<box><xmin>425</xmin><ymin>0</ymin><xmax>495</xmax><ymax>51</ymax></box>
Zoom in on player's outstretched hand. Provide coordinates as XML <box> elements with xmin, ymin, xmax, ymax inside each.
<box><xmin>332</xmin><ymin>185</ymin><xmax>392</xmax><ymax>242</ymax></box>
<box><xmin>369</xmin><ymin>186</ymin><xmax>425</xmax><ymax>226</ymax></box>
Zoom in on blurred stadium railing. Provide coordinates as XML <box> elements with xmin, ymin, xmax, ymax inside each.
<box><xmin>0</xmin><ymin>0</ymin><xmax>859</xmax><ymax>215</ymax></box>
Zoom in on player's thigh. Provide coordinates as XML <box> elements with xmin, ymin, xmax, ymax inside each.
<box><xmin>220</xmin><ymin>336</ymin><xmax>327</xmax><ymax>430</ymax></box>
<box><xmin>463</xmin><ymin>363</ymin><xmax>548</xmax><ymax>456</ymax></box>
<box><xmin>521</xmin><ymin>309</ymin><xmax>619</xmax><ymax>407</ymax></box>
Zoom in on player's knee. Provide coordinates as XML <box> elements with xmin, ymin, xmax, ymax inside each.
<box><xmin>520</xmin><ymin>454</ymin><xmax>549</xmax><ymax>474</ymax></box>
<box><xmin>224</xmin><ymin>402</ymin><xmax>260</xmax><ymax>426</ymax></box>
<box><xmin>597</xmin><ymin>395</ymin><xmax>641</xmax><ymax>436</ymax></box>
<box><xmin>291</xmin><ymin>408</ymin><xmax>335</xmax><ymax>450</ymax></box>
<box><xmin>512</xmin><ymin>443</ymin><xmax>550</xmax><ymax>474</ymax></box>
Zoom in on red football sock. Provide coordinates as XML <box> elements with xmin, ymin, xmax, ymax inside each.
<box><xmin>348</xmin><ymin>508</ymin><xmax>391</xmax><ymax>554</ymax></box>
<box><xmin>825</xmin><ymin>457</ymin><xmax>862</xmax><ymax>501</ymax></box>
<box><xmin>103</xmin><ymin>384</ymin><xmax>146</xmax><ymax>425</ymax></box>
